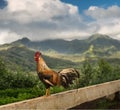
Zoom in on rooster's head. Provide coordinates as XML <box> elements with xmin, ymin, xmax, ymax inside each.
<box><xmin>34</xmin><ymin>51</ymin><xmax>41</xmax><ymax>62</ymax></box>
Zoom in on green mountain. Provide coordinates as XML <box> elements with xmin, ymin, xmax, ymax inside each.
<box><xmin>0</xmin><ymin>44</ymin><xmax>76</xmax><ymax>72</ymax></box>
<box><xmin>1</xmin><ymin>33</ymin><xmax>120</xmax><ymax>72</ymax></box>
<box><xmin>87</xmin><ymin>34</ymin><xmax>120</xmax><ymax>49</ymax></box>
<box><xmin>13</xmin><ymin>34</ymin><xmax>120</xmax><ymax>55</ymax></box>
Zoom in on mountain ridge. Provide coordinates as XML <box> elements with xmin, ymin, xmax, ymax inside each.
<box><xmin>0</xmin><ymin>33</ymin><xmax>120</xmax><ymax>72</ymax></box>
<box><xmin>12</xmin><ymin>34</ymin><xmax>120</xmax><ymax>54</ymax></box>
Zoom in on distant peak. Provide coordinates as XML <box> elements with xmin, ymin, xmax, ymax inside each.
<box><xmin>12</xmin><ymin>37</ymin><xmax>30</xmax><ymax>44</ymax></box>
<box><xmin>13</xmin><ymin>37</ymin><xmax>31</xmax><ymax>44</ymax></box>
<box><xmin>88</xmin><ymin>33</ymin><xmax>111</xmax><ymax>42</ymax></box>
<box><xmin>20</xmin><ymin>37</ymin><xmax>30</xmax><ymax>42</ymax></box>
<box><xmin>92</xmin><ymin>33</ymin><xmax>109</xmax><ymax>37</ymax></box>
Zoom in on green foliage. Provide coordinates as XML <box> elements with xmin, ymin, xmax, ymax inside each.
<box><xmin>0</xmin><ymin>58</ymin><xmax>38</xmax><ymax>89</ymax></box>
<box><xmin>93</xmin><ymin>59</ymin><xmax>113</xmax><ymax>84</ymax></box>
<box><xmin>10</xmin><ymin>70</ymin><xmax>38</xmax><ymax>88</ymax></box>
<box><xmin>0</xmin><ymin>58</ymin><xmax>7</xmax><ymax>76</ymax></box>
<box><xmin>0</xmin><ymin>85</ymin><xmax>66</xmax><ymax>105</ymax></box>
<box><xmin>0</xmin><ymin>71</ymin><xmax>38</xmax><ymax>89</ymax></box>
<box><xmin>0</xmin><ymin>59</ymin><xmax>10</xmax><ymax>89</ymax></box>
<box><xmin>50</xmin><ymin>86</ymin><xmax>65</xmax><ymax>94</ymax></box>
<box><xmin>80</xmin><ymin>61</ymin><xmax>93</xmax><ymax>87</ymax></box>
<box><xmin>79</xmin><ymin>59</ymin><xmax>120</xmax><ymax>87</ymax></box>
<box><xmin>0</xmin><ymin>87</ymin><xmax>43</xmax><ymax>105</ymax></box>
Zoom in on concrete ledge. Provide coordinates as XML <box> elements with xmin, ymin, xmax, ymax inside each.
<box><xmin>0</xmin><ymin>80</ymin><xmax>120</xmax><ymax>110</ymax></box>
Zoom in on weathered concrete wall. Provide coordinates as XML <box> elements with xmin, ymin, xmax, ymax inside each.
<box><xmin>0</xmin><ymin>80</ymin><xmax>120</xmax><ymax>110</ymax></box>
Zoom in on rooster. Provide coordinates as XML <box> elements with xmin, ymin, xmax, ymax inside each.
<box><xmin>34</xmin><ymin>51</ymin><xmax>80</xmax><ymax>96</ymax></box>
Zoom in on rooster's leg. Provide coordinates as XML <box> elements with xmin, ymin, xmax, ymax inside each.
<box><xmin>46</xmin><ymin>88</ymin><xmax>50</xmax><ymax>96</ymax></box>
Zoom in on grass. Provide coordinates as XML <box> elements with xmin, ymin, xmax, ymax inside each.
<box><xmin>0</xmin><ymin>87</ymin><xmax>43</xmax><ymax>105</ymax></box>
<box><xmin>43</xmin><ymin>51</ymin><xmax>86</xmax><ymax>63</ymax></box>
<box><xmin>0</xmin><ymin>86</ymin><xmax>66</xmax><ymax>106</ymax></box>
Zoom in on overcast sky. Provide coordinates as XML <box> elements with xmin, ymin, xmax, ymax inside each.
<box><xmin>0</xmin><ymin>0</ymin><xmax>120</xmax><ymax>44</ymax></box>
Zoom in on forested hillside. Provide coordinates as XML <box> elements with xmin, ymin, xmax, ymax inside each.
<box><xmin>0</xmin><ymin>44</ymin><xmax>76</xmax><ymax>72</ymax></box>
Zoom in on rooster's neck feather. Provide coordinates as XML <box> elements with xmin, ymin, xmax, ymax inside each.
<box><xmin>37</xmin><ymin>56</ymin><xmax>50</xmax><ymax>73</ymax></box>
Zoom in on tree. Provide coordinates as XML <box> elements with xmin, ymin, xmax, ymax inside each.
<box><xmin>96</xmin><ymin>59</ymin><xmax>113</xmax><ymax>83</ymax></box>
<box><xmin>0</xmin><ymin>59</ymin><xmax>7</xmax><ymax>76</ymax></box>
<box><xmin>0</xmin><ymin>58</ymin><xmax>10</xmax><ymax>89</ymax></box>
<box><xmin>0</xmin><ymin>58</ymin><xmax>38</xmax><ymax>89</ymax></box>
<box><xmin>80</xmin><ymin>61</ymin><xmax>94</xmax><ymax>87</ymax></box>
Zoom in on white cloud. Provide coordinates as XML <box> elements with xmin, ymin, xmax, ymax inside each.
<box><xmin>4</xmin><ymin>0</ymin><xmax>80</xmax><ymax>24</ymax></box>
<box><xmin>0</xmin><ymin>29</ymin><xmax>21</xmax><ymax>44</ymax></box>
<box><xmin>0</xmin><ymin>0</ymin><xmax>84</xmax><ymax>44</ymax></box>
<box><xmin>0</xmin><ymin>1</ymin><xmax>120</xmax><ymax>44</ymax></box>
<box><xmin>84</xmin><ymin>5</ymin><xmax>120</xmax><ymax>39</ymax></box>
<box><xmin>85</xmin><ymin>5</ymin><xmax>120</xmax><ymax>20</ymax></box>
<box><xmin>98</xmin><ymin>19</ymin><xmax>120</xmax><ymax>34</ymax></box>
<box><xmin>88</xmin><ymin>6</ymin><xmax>98</xmax><ymax>11</ymax></box>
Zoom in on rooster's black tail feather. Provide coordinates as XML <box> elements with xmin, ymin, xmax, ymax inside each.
<box><xmin>58</xmin><ymin>68</ymin><xmax>80</xmax><ymax>88</ymax></box>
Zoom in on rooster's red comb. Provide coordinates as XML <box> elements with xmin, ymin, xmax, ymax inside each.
<box><xmin>34</xmin><ymin>51</ymin><xmax>42</xmax><ymax>61</ymax></box>
<box><xmin>35</xmin><ymin>51</ymin><xmax>41</xmax><ymax>57</ymax></box>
